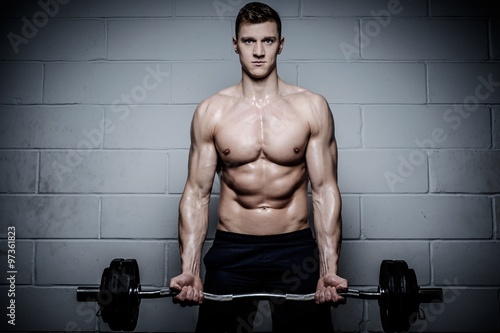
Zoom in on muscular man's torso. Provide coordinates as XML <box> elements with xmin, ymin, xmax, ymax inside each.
<box><xmin>209</xmin><ymin>82</ymin><xmax>315</xmax><ymax>235</ymax></box>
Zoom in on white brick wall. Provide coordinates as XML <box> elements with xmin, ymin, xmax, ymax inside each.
<box><xmin>0</xmin><ymin>0</ymin><xmax>499</xmax><ymax>332</ymax></box>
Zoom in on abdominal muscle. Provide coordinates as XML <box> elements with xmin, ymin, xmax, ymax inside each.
<box><xmin>216</xmin><ymin>160</ymin><xmax>310</xmax><ymax>235</ymax></box>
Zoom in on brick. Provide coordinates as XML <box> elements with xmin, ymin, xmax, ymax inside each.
<box><xmin>275</xmin><ymin>62</ymin><xmax>298</xmax><ymax>86</ymax></box>
<box><xmin>332</xmin><ymin>299</ymin><xmax>363</xmax><ymax>332</ymax></box>
<box><xmin>363</xmin><ymin>105</ymin><xmax>491</xmax><ymax>148</ymax></box>
<box><xmin>171</xmin><ymin>62</ymin><xmax>241</xmax><ymax>104</ymax></box>
<box><xmin>428</xmin><ymin>63</ymin><xmax>500</xmax><ymax>103</ymax></box>
<box><xmin>0</xmin><ymin>63</ymin><xmax>42</xmax><ymax>104</ymax></box>
<box><xmin>0</xmin><ymin>240</ymin><xmax>33</xmax><ymax>284</ymax></box>
<box><xmin>280</xmin><ymin>19</ymin><xmax>360</xmax><ymax>60</ymax></box>
<box><xmin>101</xmin><ymin>195</ymin><xmax>179</xmax><ymax>239</ymax></box>
<box><xmin>421</xmin><ymin>288</ymin><xmax>499</xmax><ymax>332</ymax></box>
<box><xmin>55</xmin><ymin>0</ymin><xmax>173</xmax><ymax>17</ymax></box>
<box><xmin>302</xmin><ymin>0</ymin><xmax>427</xmax><ymax>17</ymax></box>
<box><xmin>430</xmin><ymin>0</ymin><xmax>500</xmax><ymax>17</ymax></box>
<box><xmin>0</xmin><ymin>151</ymin><xmax>37</xmax><ymax>193</ymax></box>
<box><xmin>339</xmin><ymin>241</ymin><xmax>430</xmax><ymax>285</ymax></box>
<box><xmin>175</xmin><ymin>0</ymin><xmax>299</xmax><ymax>17</ymax></box>
<box><xmin>0</xmin><ymin>286</ymin><xmax>97</xmax><ymax>331</ymax></box>
<box><xmin>368</xmin><ymin>288</ymin><xmax>500</xmax><ymax>332</ymax></box>
<box><xmin>134</xmin><ymin>296</ymin><xmax>198</xmax><ymax>332</ymax></box>
<box><xmin>331</xmin><ymin>105</ymin><xmax>361</xmax><ymax>149</ymax></box>
<box><xmin>363</xmin><ymin>195</ymin><xmax>492</xmax><ymax>239</ymax></box>
<box><xmin>0</xmin><ymin>196</ymin><xmax>99</xmax><ymax>238</ymax></box>
<box><xmin>429</xmin><ymin>150</ymin><xmax>500</xmax><ymax>193</ymax></box>
<box><xmin>493</xmin><ymin>20</ymin><xmax>500</xmax><ymax>59</ymax></box>
<box><xmin>35</xmin><ymin>241</ymin><xmax>165</xmax><ymax>285</ymax></box>
<box><xmin>362</xmin><ymin>19</ymin><xmax>488</xmax><ymax>60</ymax></box>
<box><xmin>104</xmin><ymin>105</ymin><xmax>193</xmax><ymax>149</ymax></box>
<box><xmin>168</xmin><ymin>150</ymin><xmax>189</xmax><ymax>194</ymax></box>
<box><xmin>496</xmin><ymin>197</ymin><xmax>500</xmax><ymax>239</ymax></box>
<box><xmin>338</xmin><ymin>195</ymin><xmax>361</xmax><ymax>239</ymax></box>
<box><xmin>0</xmin><ymin>19</ymin><xmax>105</xmax><ymax>60</ymax></box>
<box><xmin>433</xmin><ymin>242</ymin><xmax>500</xmax><ymax>285</ymax></box>
<box><xmin>108</xmin><ymin>19</ymin><xmax>232</xmax><ymax>61</ymax></box>
<box><xmin>299</xmin><ymin>62</ymin><xmax>426</xmax><ymax>104</ymax></box>
<box><xmin>338</xmin><ymin>150</ymin><xmax>428</xmax><ymax>193</ymax></box>
<box><xmin>40</xmin><ymin>151</ymin><xmax>167</xmax><ymax>193</ymax></box>
<box><xmin>0</xmin><ymin>106</ymin><xmax>104</xmax><ymax>148</ymax></box>
<box><xmin>494</xmin><ymin>107</ymin><xmax>500</xmax><ymax>148</ymax></box>
<box><xmin>44</xmin><ymin>62</ymin><xmax>170</xmax><ymax>104</ymax></box>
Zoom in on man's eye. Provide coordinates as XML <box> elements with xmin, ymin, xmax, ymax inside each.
<box><xmin>244</xmin><ymin>40</ymin><xmax>254</xmax><ymax>44</ymax></box>
<box><xmin>264</xmin><ymin>39</ymin><xmax>273</xmax><ymax>44</ymax></box>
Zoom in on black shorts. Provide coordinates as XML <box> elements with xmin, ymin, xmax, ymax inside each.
<box><xmin>196</xmin><ymin>228</ymin><xmax>334</xmax><ymax>333</ymax></box>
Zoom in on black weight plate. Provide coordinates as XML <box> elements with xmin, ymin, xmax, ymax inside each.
<box><xmin>403</xmin><ymin>266</ymin><xmax>420</xmax><ymax>326</ymax></box>
<box><xmin>379</xmin><ymin>260</ymin><xmax>409</xmax><ymax>332</ymax></box>
<box><xmin>395</xmin><ymin>260</ymin><xmax>413</xmax><ymax>332</ymax></box>
<box><xmin>99</xmin><ymin>258</ymin><xmax>141</xmax><ymax>331</ymax></box>
<box><xmin>379</xmin><ymin>260</ymin><xmax>394</xmax><ymax>331</ymax></box>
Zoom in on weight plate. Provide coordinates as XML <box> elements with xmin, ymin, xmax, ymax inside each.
<box><xmin>402</xmin><ymin>265</ymin><xmax>419</xmax><ymax>326</ymax></box>
<box><xmin>99</xmin><ymin>259</ymin><xmax>141</xmax><ymax>331</ymax></box>
<box><xmin>395</xmin><ymin>260</ymin><xmax>413</xmax><ymax>332</ymax></box>
<box><xmin>379</xmin><ymin>260</ymin><xmax>410</xmax><ymax>332</ymax></box>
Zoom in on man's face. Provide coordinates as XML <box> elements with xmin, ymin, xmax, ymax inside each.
<box><xmin>233</xmin><ymin>21</ymin><xmax>284</xmax><ymax>80</ymax></box>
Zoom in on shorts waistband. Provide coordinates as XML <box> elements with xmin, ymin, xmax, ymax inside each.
<box><xmin>213</xmin><ymin>228</ymin><xmax>313</xmax><ymax>244</ymax></box>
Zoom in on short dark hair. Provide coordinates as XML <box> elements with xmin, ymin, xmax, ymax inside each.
<box><xmin>235</xmin><ymin>2</ymin><xmax>281</xmax><ymax>38</ymax></box>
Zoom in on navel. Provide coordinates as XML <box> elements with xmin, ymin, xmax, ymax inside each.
<box><xmin>223</xmin><ymin>148</ymin><xmax>231</xmax><ymax>155</ymax></box>
<box><xmin>294</xmin><ymin>147</ymin><xmax>300</xmax><ymax>154</ymax></box>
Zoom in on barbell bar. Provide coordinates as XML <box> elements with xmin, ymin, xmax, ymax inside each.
<box><xmin>76</xmin><ymin>258</ymin><xmax>443</xmax><ymax>332</ymax></box>
<box><xmin>77</xmin><ymin>286</ymin><xmax>381</xmax><ymax>302</ymax></box>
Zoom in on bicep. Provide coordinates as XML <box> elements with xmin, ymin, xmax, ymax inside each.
<box><xmin>306</xmin><ymin>99</ymin><xmax>338</xmax><ymax>191</ymax></box>
<box><xmin>184</xmin><ymin>103</ymin><xmax>218</xmax><ymax>196</ymax></box>
<box><xmin>185</xmin><ymin>140</ymin><xmax>218</xmax><ymax>195</ymax></box>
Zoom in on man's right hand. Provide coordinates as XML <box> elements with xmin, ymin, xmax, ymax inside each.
<box><xmin>169</xmin><ymin>273</ymin><xmax>204</xmax><ymax>305</ymax></box>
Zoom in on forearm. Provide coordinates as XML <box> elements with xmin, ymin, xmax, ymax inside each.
<box><xmin>312</xmin><ymin>186</ymin><xmax>342</xmax><ymax>276</ymax></box>
<box><xmin>178</xmin><ymin>192</ymin><xmax>210</xmax><ymax>277</ymax></box>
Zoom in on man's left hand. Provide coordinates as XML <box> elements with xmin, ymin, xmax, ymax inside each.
<box><xmin>315</xmin><ymin>273</ymin><xmax>349</xmax><ymax>304</ymax></box>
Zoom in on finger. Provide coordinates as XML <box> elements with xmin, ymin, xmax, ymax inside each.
<box><xmin>198</xmin><ymin>291</ymin><xmax>204</xmax><ymax>304</ymax></box>
<box><xmin>315</xmin><ymin>289</ymin><xmax>328</xmax><ymax>304</ymax></box>
<box><xmin>192</xmin><ymin>289</ymin><xmax>204</xmax><ymax>304</ymax></box>
<box><xmin>314</xmin><ymin>290</ymin><xmax>321</xmax><ymax>304</ymax></box>
<box><xmin>179</xmin><ymin>286</ymin><xmax>191</xmax><ymax>301</ymax></box>
<box><xmin>169</xmin><ymin>282</ymin><xmax>181</xmax><ymax>292</ymax></box>
<box><xmin>326</xmin><ymin>287</ymin><xmax>337</xmax><ymax>302</ymax></box>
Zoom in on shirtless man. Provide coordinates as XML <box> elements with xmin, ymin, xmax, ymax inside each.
<box><xmin>169</xmin><ymin>2</ymin><xmax>348</xmax><ymax>332</ymax></box>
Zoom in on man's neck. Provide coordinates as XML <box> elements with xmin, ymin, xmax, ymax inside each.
<box><xmin>240</xmin><ymin>70</ymin><xmax>281</xmax><ymax>106</ymax></box>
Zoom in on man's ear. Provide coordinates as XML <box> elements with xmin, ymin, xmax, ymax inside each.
<box><xmin>233</xmin><ymin>37</ymin><xmax>239</xmax><ymax>54</ymax></box>
<box><xmin>278</xmin><ymin>37</ymin><xmax>284</xmax><ymax>54</ymax></box>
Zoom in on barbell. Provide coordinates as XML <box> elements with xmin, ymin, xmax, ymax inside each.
<box><xmin>76</xmin><ymin>258</ymin><xmax>443</xmax><ymax>332</ymax></box>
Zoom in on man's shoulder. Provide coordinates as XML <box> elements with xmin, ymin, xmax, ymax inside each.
<box><xmin>282</xmin><ymin>85</ymin><xmax>329</xmax><ymax>115</ymax></box>
<box><xmin>198</xmin><ymin>85</ymin><xmax>240</xmax><ymax>112</ymax></box>
<box><xmin>282</xmin><ymin>83</ymin><xmax>326</xmax><ymax>105</ymax></box>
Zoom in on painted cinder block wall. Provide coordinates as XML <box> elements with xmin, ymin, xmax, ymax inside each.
<box><xmin>0</xmin><ymin>0</ymin><xmax>499</xmax><ymax>332</ymax></box>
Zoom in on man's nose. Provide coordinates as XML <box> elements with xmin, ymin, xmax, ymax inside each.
<box><xmin>253</xmin><ymin>42</ymin><xmax>265</xmax><ymax>57</ymax></box>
